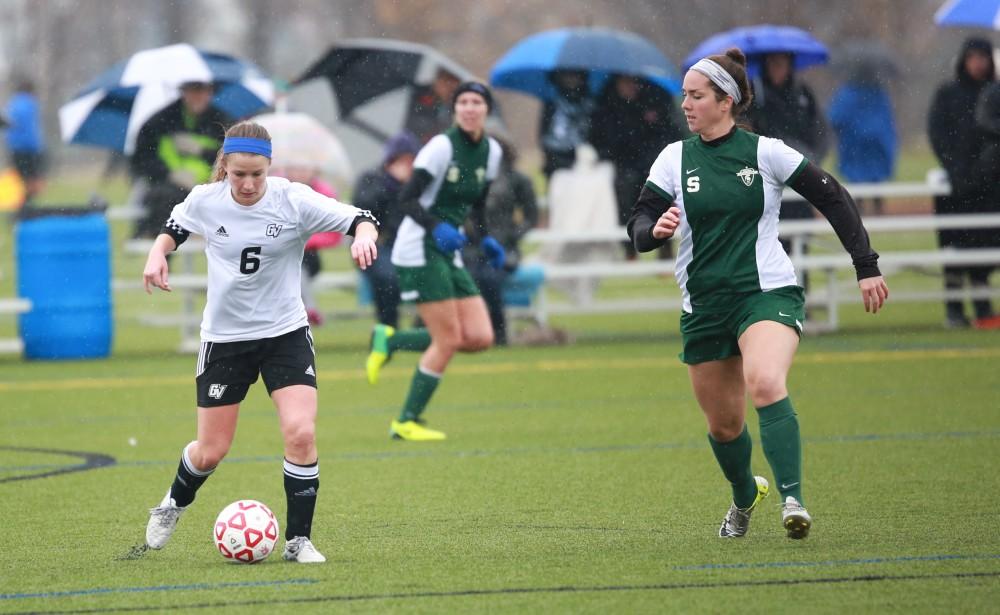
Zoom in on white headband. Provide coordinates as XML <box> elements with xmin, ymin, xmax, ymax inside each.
<box><xmin>690</xmin><ymin>58</ymin><xmax>741</xmax><ymax>104</ymax></box>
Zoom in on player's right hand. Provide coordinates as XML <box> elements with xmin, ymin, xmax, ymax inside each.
<box><xmin>652</xmin><ymin>206</ymin><xmax>681</xmax><ymax>239</ymax></box>
<box><xmin>143</xmin><ymin>252</ymin><xmax>171</xmax><ymax>294</ymax></box>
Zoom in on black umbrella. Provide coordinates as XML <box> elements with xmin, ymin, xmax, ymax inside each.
<box><xmin>292</xmin><ymin>39</ymin><xmax>481</xmax><ymax>140</ymax></box>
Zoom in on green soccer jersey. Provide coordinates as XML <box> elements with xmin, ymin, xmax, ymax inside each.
<box><xmin>392</xmin><ymin>127</ymin><xmax>502</xmax><ymax>267</ymax></box>
<box><xmin>645</xmin><ymin>128</ymin><xmax>808</xmax><ymax>312</ymax></box>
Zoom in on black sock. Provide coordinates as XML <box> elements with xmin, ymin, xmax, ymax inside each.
<box><xmin>169</xmin><ymin>442</ymin><xmax>214</xmax><ymax>507</ymax></box>
<box><xmin>283</xmin><ymin>458</ymin><xmax>319</xmax><ymax>540</ymax></box>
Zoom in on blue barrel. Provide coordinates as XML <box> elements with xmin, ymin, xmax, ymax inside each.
<box><xmin>15</xmin><ymin>212</ymin><xmax>113</xmax><ymax>359</ymax></box>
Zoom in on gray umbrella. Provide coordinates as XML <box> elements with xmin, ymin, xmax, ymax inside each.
<box><xmin>831</xmin><ymin>39</ymin><xmax>900</xmax><ymax>86</ymax></box>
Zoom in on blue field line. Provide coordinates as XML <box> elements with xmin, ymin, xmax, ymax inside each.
<box><xmin>0</xmin><ymin>578</ymin><xmax>318</xmax><ymax>601</ymax></box>
<box><xmin>674</xmin><ymin>553</ymin><xmax>1000</xmax><ymax>571</ymax></box>
<box><xmin>2</xmin><ymin>430</ymin><xmax>998</xmax><ymax>474</ymax></box>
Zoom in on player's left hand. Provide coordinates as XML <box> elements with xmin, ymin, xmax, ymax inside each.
<box><xmin>859</xmin><ymin>275</ymin><xmax>889</xmax><ymax>313</ymax></box>
<box><xmin>351</xmin><ymin>222</ymin><xmax>378</xmax><ymax>270</ymax></box>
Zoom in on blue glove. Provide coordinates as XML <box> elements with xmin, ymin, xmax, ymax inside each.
<box><xmin>481</xmin><ymin>236</ymin><xmax>506</xmax><ymax>270</ymax></box>
<box><xmin>432</xmin><ymin>222</ymin><xmax>467</xmax><ymax>254</ymax></box>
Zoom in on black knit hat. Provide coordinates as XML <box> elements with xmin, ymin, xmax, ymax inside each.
<box><xmin>452</xmin><ymin>81</ymin><xmax>493</xmax><ymax>111</ymax></box>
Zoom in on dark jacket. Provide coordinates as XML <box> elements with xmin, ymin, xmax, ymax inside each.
<box><xmin>929</xmin><ymin>37</ymin><xmax>996</xmax><ymax>199</ymax></box>
<box><xmin>130</xmin><ymin>99</ymin><xmax>231</xmax><ymax>185</ymax></box>
<box><xmin>590</xmin><ymin>80</ymin><xmax>683</xmax><ymax>174</ymax></box>
<box><xmin>968</xmin><ymin>81</ymin><xmax>1000</xmax><ymax>248</ymax></box>
<box><xmin>748</xmin><ymin>75</ymin><xmax>829</xmax><ymax>163</ymax></box>
<box><xmin>352</xmin><ymin>168</ymin><xmax>406</xmax><ymax>248</ymax></box>
<box><xmin>463</xmin><ymin>161</ymin><xmax>539</xmax><ymax>268</ymax></box>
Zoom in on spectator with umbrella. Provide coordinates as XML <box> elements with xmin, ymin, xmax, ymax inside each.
<box><xmin>929</xmin><ymin>37</ymin><xmax>997</xmax><ymax>328</ymax></box>
<box><xmin>590</xmin><ymin>75</ymin><xmax>684</xmax><ymax>259</ymax></box>
<box><xmin>491</xmin><ymin>27</ymin><xmax>681</xmax><ymax>180</ymax></box>
<box><xmin>968</xmin><ymin>79</ymin><xmax>1000</xmax><ymax>329</ymax></box>
<box><xmin>57</xmin><ymin>43</ymin><xmax>273</xmax><ymax>235</ymax></box>
<box><xmin>131</xmin><ymin>81</ymin><xmax>233</xmax><ymax>238</ymax></box>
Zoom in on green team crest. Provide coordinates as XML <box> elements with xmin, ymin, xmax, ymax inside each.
<box><xmin>737</xmin><ymin>166</ymin><xmax>759</xmax><ymax>187</ymax></box>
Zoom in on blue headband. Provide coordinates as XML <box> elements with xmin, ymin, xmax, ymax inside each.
<box><xmin>222</xmin><ymin>136</ymin><xmax>272</xmax><ymax>158</ymax></box>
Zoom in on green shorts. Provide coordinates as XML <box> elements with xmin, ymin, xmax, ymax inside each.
<box><xmin>396</xmin><ymin>249</ymin><xmax>480</xmax><ymax>304</ymax></box>
<box><xmin>679</xmin><ymin>285</ymin><xmax>805</xmax><ymax>365</ymax></box>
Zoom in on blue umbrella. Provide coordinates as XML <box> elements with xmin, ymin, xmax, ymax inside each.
<box><xmin>683</xmin><ymin>25</ymin><xmax>829</xmax><ymax>79</ymax></box>
<box><xmin>59</xmin><ymin>44</ymin><xmax>274</xmax><ymax>153</ymax></box>
<box><xmin>490</xmin><ymin>28</ymin><xmax>681</xmax><ymax>100</ymax></box>
<box><xmin>935</xmin><ymin>0</ymin><xmax>1000</xmax><ymax>29</ymax></box>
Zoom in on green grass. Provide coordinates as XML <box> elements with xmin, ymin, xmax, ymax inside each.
<box><xmin>1</xmin><ymin>304</ymin><xmax>999</xmax><ymax>613</ymax></box>
<box><xmin>1</xmin><ymin>150</ymin><xmax>999</xmax><ymax>612</ymax></box>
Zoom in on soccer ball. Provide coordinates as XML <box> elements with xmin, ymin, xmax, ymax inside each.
<box><xmin>213</xmin><ymin>500</ymin><xmax>280</xmax><ymax>564</ymax></box>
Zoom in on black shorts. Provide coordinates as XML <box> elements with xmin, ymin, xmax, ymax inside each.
<box><xmin>195</xmin><ymin>327</ymin><xmax>316</xmax><ymax>408</ymax></box>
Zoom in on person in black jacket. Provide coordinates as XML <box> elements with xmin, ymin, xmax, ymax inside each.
<box><xmin>539</xmin><ymin>70</ymin><xmax>594</xmax><ymax>178</ymax></box>
<box><xmin>591</xmin><ymin>75</ymin><xmax>684</xmax><ymax>258</ymax></box>
<box><xmin>130</xmin><ymin>81</ymin><xmax>232</xmax><ymax>238</ymax></box>
<box><xmin>748</xmin><ymin>53</ymin><xmax>830</xmax><ymax>293</ymax></box>
<box><xmin>462</xmin><ymin>138</ymin><xmax>539</xmax><ymax>345</ymax></box>
<box><xmin>929</xmin><ymin>37</ymin><xmax>997</xmax><ymax>327</ymax></box>
<box><xmin>351</xmin><ymin>131</ymin><xmax>421</xmax><ymax>328</ymax></box>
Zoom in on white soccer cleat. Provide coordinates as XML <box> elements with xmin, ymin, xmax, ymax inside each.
<box><xmin>782</xmin><ymin>496</ymin><xmax>812</xmax><ymax>539</ymax></box>
<box><xmin>283</xmin><ymin>536</ymin><xmax>326</xmax><ymax>563</ymax></box>
<box><xmin>146</xmin><ymin>489</ymin><xmax>186</xmax><ymax>549</ymax></box>
<box><xmin>718</xmin><ymin>476</ymin><xmax>769</xmax><ymax>538</ymax></box>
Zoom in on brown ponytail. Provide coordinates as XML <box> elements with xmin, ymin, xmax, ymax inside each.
<box><xmin>705</xmin><ymin>47</ymin><xmax>753</xmax><ymax>118</ymax></box>
<box><xmin>210</xmin><ymin>121</ymin><xmax>272</xmax><ymax>182</ymax></box>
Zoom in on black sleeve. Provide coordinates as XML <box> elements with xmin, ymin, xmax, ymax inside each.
<box><xmin>626</xmin><ymin>183</ymin><xmax>671</xmax><ymax>253</ymax></box>
<box><xmin>346</xmin><ymin>210</ymin><xmax>380</xmax><ymax>237</ymax></box>
<box><xmin>397</xmin><ymin>169</ymin><xmax>439</xmax><ymax>232</ymax></box>
<box><xmin>160</xmin><ymin>217</ymin><xmax>190</xmax><ymax>247</ymax></box>
<box><xmin>787</xmin><ymin>162</ymin><xmax>882</xmax><ymax>280</ymax></box>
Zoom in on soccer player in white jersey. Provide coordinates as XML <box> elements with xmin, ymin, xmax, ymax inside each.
<box><xmin>141</xmin><ymin>121</ymin><xmax>378</xmax><ymax>563</ymax></box>
<box><xmin>627</xmin><ymin>49</ymin><xmax>889</xmax><ymax>540</ymax></box>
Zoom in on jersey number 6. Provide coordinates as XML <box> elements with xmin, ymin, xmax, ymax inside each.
<box><xmin>240</xmin><ymin>246</ymin><xmax>262</xmax><ymax>274</ymax></box>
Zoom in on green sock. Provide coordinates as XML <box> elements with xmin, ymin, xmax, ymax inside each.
<box><xmin>398</xmin><ymin>366</ymin><xmax>440</xmax><ymax>422</ymax></box>
<box><xmin>388</xmin><ymin>328</ymin><xmax>432</xmax><ymax>354</ymax></box>
<box><xmin>708</xmin><ymin>425</ymin><xmax>758</xmax><ymax>509</ymax></box>
<box><xmin>756</xmin><ymin>397</ymin><xmax>803</xmax><ymax>504</ymax></box>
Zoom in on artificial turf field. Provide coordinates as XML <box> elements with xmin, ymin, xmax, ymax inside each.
<box><xmin>1</xmin><ymin>298</ymin><xmax>998</xmax><ymax>613</ymax></box>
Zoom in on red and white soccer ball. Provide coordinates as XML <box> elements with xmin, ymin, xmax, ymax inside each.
<box><xmin>213</xmin><ymin>500</ymin><xmax>279</xmax><ymax>564</ymax></box>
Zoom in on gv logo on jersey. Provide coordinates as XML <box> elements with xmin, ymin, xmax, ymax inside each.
<box><xmin>737</xmin><ymin>167</ymin><xmax>759</xmax><ymax>187</ymax></box>
<box><xmin>266</xmin><ymin>224</ymin><xmax>283</xmax><ymax>238</ymax></box>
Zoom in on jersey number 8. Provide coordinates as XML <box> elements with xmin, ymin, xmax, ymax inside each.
<box><xmin>240</xmin><ymin>246</ymin><xmax>262</xmax><ymax>274</ymax></box>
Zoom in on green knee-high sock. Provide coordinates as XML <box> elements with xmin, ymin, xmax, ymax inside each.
<box><xmin>756</xmin><ymin>397</ymin><xmax>803</xmax><ymax>504</ymax></box>
<box><xmin>389</xmin><ymin>328</ymin><xmax>432</xmax><ymax>354</ymax></box>
<box><xmin>398</xmin><ymin>365</ymin><xmax>441</xmax><ymax>422</ymax></box>
<box><xmin>708</xmin><ymin>425</ymin><xmax>758</xmax><ymax>509</ymax></box>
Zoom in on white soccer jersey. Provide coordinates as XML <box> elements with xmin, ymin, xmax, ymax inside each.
<box><xmin>167</xmin><ymin>177</ymin><xmax>369</xmax><ymax>342</ymax></box>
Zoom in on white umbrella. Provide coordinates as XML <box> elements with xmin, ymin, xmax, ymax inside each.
<box><xmin>252</xmin><ymin>112</ymin><xmax>353</xmax><ymax>185</ymax></box>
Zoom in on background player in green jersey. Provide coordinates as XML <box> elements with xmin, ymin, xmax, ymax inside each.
<box><xmin>628</xmin><ymin>48</ymin><xmax>889</xmax><ymax>540</ymax></box>
<box><xmin>367</xmin><ymin>82</ymin><xmax>506</xmax><ymax>441</ymax></box>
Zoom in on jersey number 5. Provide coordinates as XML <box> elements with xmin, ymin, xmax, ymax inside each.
<box><xmin>686</xmin><ymin>176</ymin><xmax>700</xmax><ymax>193</ymax></box>
<box><xmin>240</xmin><ymin>246</ymin><xmax>262</xmax><ymax>274</ymax></box>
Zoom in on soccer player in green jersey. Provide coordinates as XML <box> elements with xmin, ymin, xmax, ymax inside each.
<box><xmin>366</xmin><ymin>82</ymin><xmax>506</xmax><ymax>441</ymax></box>
<box><xmin>627</xmin><ymin>48</ymin><xmax>889</xmax><ymax>539</ymax></box>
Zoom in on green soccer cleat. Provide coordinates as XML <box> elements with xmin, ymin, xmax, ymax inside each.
<box><xmin>389</xmin><ymin>419</ymin><xmax>446</xmax><ymax>441</ymax></box>
<box><xmin>782</xmin><ymin>496</ymin><xmax>812</xmax><ymax>539</ymax></box>
<box><xmin>718</xmin><ymin>476</ymin><xmax>769</xmax><ymax>538</ymax></box>
<box><xmin>366</xmin><ymin>324</ymin><xmax>395</xmax><ymax>385</ymax></box>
